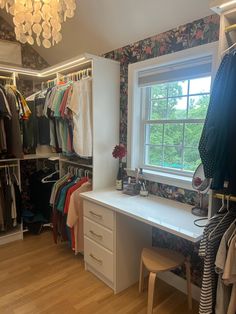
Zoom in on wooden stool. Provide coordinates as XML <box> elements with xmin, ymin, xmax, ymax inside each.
<box><xmin>139</xmin><ymin>247</ymin><xmax>192</xmax><ymax>314</ymax></box>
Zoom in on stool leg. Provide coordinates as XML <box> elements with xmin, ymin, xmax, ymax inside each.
<box><xmin>139</xmin><ymin>259</ymin><xmax>145</xmax><ymax>293</ymax></box>
<box><xmin>185</xmin><ymin>258</ymin><xmax>192</xmax><ymax>311</ymax></box>
<box><xmin>147</xmin><ymin>272</ymin><xmax>157</xmax><ymax>314</ymax></box>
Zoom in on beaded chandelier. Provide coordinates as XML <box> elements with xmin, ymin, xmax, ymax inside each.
<box><xmin>0</xmin><ymin>0</ymin><xmax>77</xmax><ymax>48</ymax></box>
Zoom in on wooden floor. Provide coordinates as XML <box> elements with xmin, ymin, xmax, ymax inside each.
<box><xmin>0</xmin><ymin>231</ymin><xmax>199</xmax><ymax>314</ymax></box>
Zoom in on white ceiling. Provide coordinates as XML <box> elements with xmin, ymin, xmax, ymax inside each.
<box><xmin>0</xmin><ymin>0</ymin><xmax>212</xmax><ymax>65</ymax></box>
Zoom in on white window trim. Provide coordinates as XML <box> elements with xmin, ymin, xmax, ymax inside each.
<box><xmin>127</xmin><ymin>42</ymin><xmax>219</xmax><ymax>190</ymax></box>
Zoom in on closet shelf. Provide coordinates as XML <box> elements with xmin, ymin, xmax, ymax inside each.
<box><xmin>0</xmin><ymin>153</ymin><xmax>60</xmax><ymax>163</ymax></box>
<box><xmin>59</xmin><ymin>158</ymin><xmax>93</xmax><ymax>168</ymax></box>
<box><xmin>21</xmin><ymin>153</ymin><xmax>59</xmax><ymax>160</ymax></box>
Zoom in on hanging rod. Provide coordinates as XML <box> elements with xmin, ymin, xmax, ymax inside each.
<box><xmin>59</xmin><ymin>68</ymin><xmax>92</xmax><ymax>82</ymax></box>
<box><xmin>0</xmin><ymin>75</ymin><xmax>14</xmax><ymax>80</ymax></box>
<box><xmin>0</xmin><ymin>164</ymin><xmax>18</xmax><ymax>169</ymax></box>
<box><xmin>213</xmin><ymin>193</ymin><xmax>236</xmax><ymax>203</ymax></box>
<box><xmin>225</xmin><ymin>24</ymin><xmax>236</xmax><ymax>33</ymax></box>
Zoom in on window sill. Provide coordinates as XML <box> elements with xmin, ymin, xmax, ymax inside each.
<box><xmin>125</xmin><ymin>168</ymin><xmax>194</xmax><ymax>191</ymax></box>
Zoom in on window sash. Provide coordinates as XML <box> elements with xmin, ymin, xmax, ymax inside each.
<box><xmin>141</xmin><ymin>76</ymin><xmax>211</xmax><ymax>173</ymax></box>
<box><xmin>142</xmin><ymin>122</ymin><xmax>205</xmax><ymax>172</ymax></box>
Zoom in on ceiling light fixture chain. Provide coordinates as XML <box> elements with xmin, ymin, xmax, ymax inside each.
<box><xmin>0</xmin><ymin>0</ymin><xmax>77</xmax><ymax>48</ymax></box>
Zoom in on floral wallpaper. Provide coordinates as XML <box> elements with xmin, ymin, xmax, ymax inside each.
<box><xmin>103</xmin><ymin>14</ymin><xmax>220</xmax><ymax>145</ymax></box>
<box><xmin>104</xmin><ymin>14</ymin><xmax>220</xmax><ymax>287</ymax></box>
<box><xmin>0</xmin><ymin>16</ymin><xmax>48</xmax><ymax>96</ymax></box>
<box><xmin>0</xmin><ymin>16</ymin><xmax>48</xmax><ymax>70</ymax></box>
<box><xmin>146</xmin><ymin>181</ymin><xmax>208</xmax><ymax>208</ymax></box>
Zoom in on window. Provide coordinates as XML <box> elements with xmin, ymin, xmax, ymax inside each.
<box><xmin>142</xmin><ymin>76</ymin><xmax>211</xmax><ymax>173</ymax></box>
<box><xmin>128</xmin><ymin>43</ymin><xmax>217</xmax><ymax>188</ymax></box>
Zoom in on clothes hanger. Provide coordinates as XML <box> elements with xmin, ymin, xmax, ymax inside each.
<box><xmin>79</xmin><ymin>168</ymin><xmax>84</xmax><ymax>178</ymax></box>
<box><xmin>41</xmin><ymin>170</ymin><xmax>59</xmax><ymax>184</ymax></box>
<box><xmin>67</xmin><ymin>166</ymin><xmax>74</xmax><ymax>177</ymax></box>
<box><xmin>221</xmin><ymin>42</ymin><xmax>236</xmax><ymax>56</ymax></box>
<box><xmin>218</xmin><ymin>194</ymin><xmax>227</xmax><ymax>213</ymax></box>
<box><xmin>12</xmin><ymin>170</ymin><xmax>20</xmax><ymax>187</ymax></box>
<box><xmin>208</xmin><ymin>195</ymin><xmax>231</xmax><ymax>240</ymax></box>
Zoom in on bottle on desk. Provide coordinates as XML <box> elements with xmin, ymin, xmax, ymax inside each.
<box><xmin>116</xmin><ymin>161</ymin><xmax>123</xmax><ymax>190</ymax></box>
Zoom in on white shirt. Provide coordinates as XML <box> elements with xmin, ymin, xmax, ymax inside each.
<box><xmin>67</xmin><ymin>78</ymin><xmax>93</xmax><ymax>157</ymax></box>
<box><xmin>215</xmin><ymin>222</ymin><xmax>236</xmax><ymax>314</ymax></box>
<box><xmin>222</xmin><ymin>234</ymin><xmax>236</xmax><ymax>314</ymax></box>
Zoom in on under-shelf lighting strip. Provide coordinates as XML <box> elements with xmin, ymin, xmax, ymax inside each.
<box><xmin>219</xmin><ymin>0</ymin><xmax>236</xmax><ymax>8</ymax></box>
<box><xmin>0</xmin><ymin>56</ymin><xmax>87</xmax><ymax>78</ymax></box>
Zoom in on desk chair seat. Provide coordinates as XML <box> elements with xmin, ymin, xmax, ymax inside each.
<box><xmin>139</xmin><ymin>247</ymin><xmax>192</xmax><ymax>314</ymax></box>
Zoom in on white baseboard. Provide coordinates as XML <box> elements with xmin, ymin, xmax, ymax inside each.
<box><xmin>157</xmin><ymin>271</ymin><xmax>200</xmax><ymax>301</ymax></box>
<box><xmin>0</xmin><ymin>228</ymin><xmax>23</xmax><ymax>245</ymax></box>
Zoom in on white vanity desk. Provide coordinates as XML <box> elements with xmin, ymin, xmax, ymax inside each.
<box><xmin>80</xmin><ymin>188</ymin><xmax>204</xmax><ymax>294</ymax></box>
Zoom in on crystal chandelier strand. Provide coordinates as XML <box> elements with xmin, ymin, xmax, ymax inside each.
<box><xmin>0</xmin><ymin>0</ymin><xmax>77</xmax><ymax>48</ymax></box>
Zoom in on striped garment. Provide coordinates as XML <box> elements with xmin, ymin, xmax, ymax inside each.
<box><xmin>199</xmin><ymin>211</ymin><xmax>236</xmax><ymax>314</ymax></box>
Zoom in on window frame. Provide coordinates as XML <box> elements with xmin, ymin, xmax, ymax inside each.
<box><xmin>141</xmin><ymin>76</ymin><xmax>211</xmax><ymax>175</ymax></box>
<box><xmin>127</xmin><ymin>42</ymin><xmax>218</xmax><ymax>190</ymax></box>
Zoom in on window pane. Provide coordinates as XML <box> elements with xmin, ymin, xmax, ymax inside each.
<box><xmin>183</xmin><ymin>148</ymin><xmax>201</xmax><ymax>171</ymax></box>
<box><xmin>145</xmin><ymin>145</ymin><xmax>163</xmax><ymax>166</ymax></box>
<box><xmin>189</xmin><ymin>76</ymin><xmax>211</xmax><ymax>94</ymax></box>
<box><xmin>188</xmin><ymin>95</ymin><xmax>210</xmax><ymax>119</ymax></box>
<box><xmin>150</xmin><ymin>99</ymin><xmax>167</xmax><ymax>119</ymax></box>
<box><xmin>149</xmin><ymin>99</ymin><xmax>167</xmax><ymax>120</ymax></box>
<box><xmin>167</xmin><ymin>97</ymin><xmax>187</xmax><ymax>119</ymax></box>
<box><xmin>163</xmin><ymin>146</ymin><xmax>182</xmax><ymax>169</ymax></box>
<box><xmin>146</xmin><ymin>124</ymin><xmax>163</xmax><ymax>145</ymax></box>
<box><xmin>151</xmin><ymin>84</ymin><xmax>167</xmax><ymax>99</ymax></box>
<box><xmin>164</xmin><ymin>123</ymin><xmax>183</xmax><ymax>145</ymax></box>
<box><xmin>184</xmin><ymin>123</ymin><xmax>203</xmax><ymax>147</ymax></box>
<box><xmin>168</xmin><ymin>80</ymin><xmax>188</xmax><ymax>97</ymax></box>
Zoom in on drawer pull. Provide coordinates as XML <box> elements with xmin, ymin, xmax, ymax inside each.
<box><xmin>89</xmin><ymin>211</ymin><xmax>103</xmax><ymax>219</ymax></box>
<box><xmin>89</xmin><ymin>253</ymin><xmax>103</xmax><ymax>264</ymax></box>
<box><xmin>89</xmin><ymin>230</ymin><xmax>103</xmax><ymax>240</ymax></box>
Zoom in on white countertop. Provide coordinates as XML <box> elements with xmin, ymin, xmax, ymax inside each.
<box><xmin>80</xmin><ymin>188</ymin><xmax>205</xmax><ymax>243</ymax></box>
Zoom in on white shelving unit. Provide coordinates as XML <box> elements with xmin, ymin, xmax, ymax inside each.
<box><xmin>0</xmin><ymin>53</ymin><xmax>120</xmax><ymax>244</ymax></box>
<box><xmin>211</xmin><ymin>0</ymin><xmax>236</xmax><ymax>60</ymax></box>
<box><xmin>208</xmin><ymin>1</ymin><xmax>236</xmax><ymax>216</ymax></box>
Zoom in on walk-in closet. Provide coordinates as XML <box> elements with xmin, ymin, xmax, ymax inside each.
<box><xmin>0</xmin><ymin>1</ymin><xmax>235</xmax><ymax>314</ymax></box>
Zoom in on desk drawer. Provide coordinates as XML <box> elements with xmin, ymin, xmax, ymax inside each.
<box><xmin>84</xmin><ymin>236</ymin><xmax>114</xmax><ymax>282</ymax></box>
<box><xmin>84</xmin><ymin>217</ymin><xmax>113</xmax><ymax>251</ymax></box>
<box><xmin>84</xmin><ymin>201</ymin><xmax>114</xmax><ymax>230</ymax></box>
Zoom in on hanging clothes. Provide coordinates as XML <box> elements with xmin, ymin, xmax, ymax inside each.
<box><xmin>51</xmin><ymin>172</ymin><xmax>91</xmax><ymax>253</ymax></box>
<box><xmin>0</xmin><ymin>167</ymin><xmax>22</xmax><ymax>232</ymax></box>
<box><xmin>199</xmin><ymin>52</ymin><xmax>236</xmax><ymax>192</ymax></box>
<box><xmin>23</xmin><ymin>98</ymin><xmax>37</xmax><ymax>154</ymax></box>
<box><xmin>67</xmin><ymin>181</ymin><xmax>92</xmax><ymax>254</ymax></box>
<box><xmin>67</xmin><ymin>78</ymin><xmax>93</xmax><ymax>157</ymax></box>
<box><xmin>215</xmin><ymin>221</ymin><xmax>235</xmax><ymax>314</ymax></box>
<box><xmin>221</xmin><ymin>232</ymin><xmax>236</xmax><ymax>314</ymax></box>
<box><xmin>0</xmin><ymin>84</ymin><xmax>30</xmax><ymax>158</ymax></box>
<box><xmin>4</xmin><ymin>86</ymin><xmax>23</xmax><ymax>158</ymax></box>
<box><xmin>35</xmin><ymin>92</ymin><xmax>50</xmax><ymax>146</ymax></box>
<box><xmin>37</xmin><ymin>76</ymin><xmax>93</xmax><ymax>158</ymax></box>
<box><xmin>51</xmin><ymin>173</ymin><xmax>74</xmax><ymax>243</ymax></box>
<box><xmin>199</xmin><ymin>208</ymin><xmax>236</xmax><ymax>314</ymax></box>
